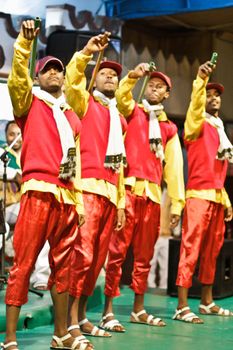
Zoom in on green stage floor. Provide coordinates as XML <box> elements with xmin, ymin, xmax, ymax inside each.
<box><xmin>1</xmin><ymin>286</ymin><xmax>233</xmax><ymax>350</ymax></box>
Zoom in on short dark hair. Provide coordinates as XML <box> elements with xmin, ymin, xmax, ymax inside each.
<box><xmin>5</xmin><ymin>120</ymin><xmax>17</xmax><ymax>135</ymax></box>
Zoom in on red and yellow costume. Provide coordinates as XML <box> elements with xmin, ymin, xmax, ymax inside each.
<box><xmin>65</xmin><ymin>52</ymin><xmax>126</xmax><ymax>297</ymax></box>
<box><xmin>176</xmin><ymin>75</ymin><xmax>231</xmax><ymax>289</ymax></box>
<box><xmin>5</xmin><ymin>34</ymin><xmax>83</xmax><ymax>306</ymax></box>
<box><xmin>104</xmin><ymin>75</ymin><xmax>185</xmax><ymax>297</ymax></box>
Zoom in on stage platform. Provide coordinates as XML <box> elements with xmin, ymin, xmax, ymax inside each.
<box><xmin>1</xmin><ymin>283</ymin><xmax>233</xmax><ymax>350</ymax></box>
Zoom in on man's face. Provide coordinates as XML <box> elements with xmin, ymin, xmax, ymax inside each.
<box><xmin>6</xmin><ymin>123</ymin><xmax>22</xmax><ymax>152</ymax></box>
<box><xmin>206</xmin><ymin>88</ymin><xmax>221</xmax><ymax>116</ymax></box>
<box><xmin>95</xmin><ymin>68</ymin><xmax>119</xmax><ymax>98</ymax></box>
<box><xmin>37</xmin><ymin>63</ymin><xmax>64</xmax><ymax>94</ymax></box>
<box><xmin>144</xmin><ymin>77</ymin><xmax>170</xmax><ymax>105</ymax></box>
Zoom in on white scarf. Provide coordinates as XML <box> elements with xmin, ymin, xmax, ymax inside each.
<box><xmin>93</xmin><ymin>90</ymin><xmax>126</xmax><ymax>172</ymax></box>
<box><xmin>206</xmin><ymin>113</ymin><xmax>233</xmax><ymax>163</ymax></box>
<box><xmin>142</xmin><ymin>99</ymin><xmax>164</xmax><ymax>161</ymax></box>
<box><xmin>33</xmin><ymin>88</ymin><xmax>77</xmax><ymax>180</ymax></box>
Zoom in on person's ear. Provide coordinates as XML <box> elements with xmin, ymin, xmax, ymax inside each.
<box><xmin>163</xmin><ymin>90</ymin><xmax>170</xmax><ymax>100</ymax></box>
<box><xmin>33</xmin><ymin>76</ymin><xmax>39</xmax><ymax>86</ymax></box>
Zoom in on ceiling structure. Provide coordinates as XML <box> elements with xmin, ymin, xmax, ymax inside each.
<box><xmin>126</xmin><ymin>7</ymin><xmax>233</xmax><ymax>35</ymax></box>
<box><xmin>104</xmin><ymin>0</ymin><xmax>233</xmax><ymax>35</ymax></box>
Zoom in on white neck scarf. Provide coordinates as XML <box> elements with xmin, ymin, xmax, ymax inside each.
<box><xmin>206</xmin><ymin>113</ymin><xmax>233</xmax><ymax>163</ymax></box>
<box><xmin>33</xmin><ymin>88</ymin><xmax>77</xmax><ymax>180</ymax></box>
<box><xmin>93</xmin><ymin>90</ymin><xmax>126</xmax><ymax>172</ymax></box>
<box><xmin>142</xmin><ymin>99</ymin><xmax>164</xmax><ymax>161</ymax></box>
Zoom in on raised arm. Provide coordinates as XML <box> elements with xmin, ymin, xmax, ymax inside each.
<box><xmin>8</xmin><ymin>20</ymin><xmax>40</xmax><ymax>117</ymax></box>
<box><xmin>115</xmin><ymin>63</ymin><xmax>150</xmax><ymax>117</ymax></box>
<box><xmin>184</xmin><ymin>61</ymin><xmax>215</xmax><ymax>141</ymax></box>
<box><xmin>65</xmin><ymin>32</ymin><xmax>110</xmax><ymax>118</ymax></box>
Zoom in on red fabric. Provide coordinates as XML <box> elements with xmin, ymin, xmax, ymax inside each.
<box><xmin>5</xmin><ymin>191</ymin><xmax>79</xmax><ymax>306</ymax></box>
<box><xmin>15</xmin><ymin>96</ymin><xmax>82</xmax><ymax>189</ymax></box>
<box><xmin>80</xmin><ymin>96</ymin><xmax>127</xmax><ymax>185</ymax></box>
<box><xmin>104</xmin><ymin>190</ymin><xmax>160</xmax><ymax>297</ymax></box>
<box><xmin>176</xmin><ymin>198</ymin><xmax>225</xmax><ymax>288</ymax></box>
<box><xmin>185</xmin><ymin>121</ymin><xmax>228</xmax><ymax>190</ymax></box>
<box><xmin>69</xmin><ymin>193</ymin><xmax>116</xmax><ymax>297</ymax></box>
<box><xmin>124</xmin><ymin>104</ymin><xmax>177</xmax><ymax>184</ymax></box>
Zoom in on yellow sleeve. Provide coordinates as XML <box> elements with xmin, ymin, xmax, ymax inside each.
<box><xmin>163</xmin><ymin>134</ymin><xmax>185</xmax><ymax>215</ymax></box>
<box><xmin>115</xmin><ymin>74</ymin><xmax>138</xmax><ymax>117</ymax></box>
<box><xmin>65</xmin><ymin>51</ymin><xmax>93</xmax><ymax>118</ymax></box>
<box><xmin>222</xmin><ymin>188</ymin><xmax>232</xmax><ymax>209</ymax></box>
<box><xmin>184</xmin><ymin>75</ymin><xmax>209</xmax><ymax>141</ymax></box>
<box><xmin>7</xmin><ymin>34</ymin><xmax>33</xmax><ymax>117</ymax></box>
<box><xmin>116</xmin><ymin>164</ymin><xmax>126</xmax><ymax>209</ymax></box>
<box><xmin>73</xmin><ymin>136</ymin><xmax>84</xmax><ymax>215</ymax></box>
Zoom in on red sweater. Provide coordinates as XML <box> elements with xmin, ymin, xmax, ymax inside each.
<box><xmin>80</xmin><ymin>96</ymin><xmax>127</xmax><ymax>186</ymax></box>
<box><xmin>15</xmin><ymin>96</ymin><xmax>81</xmax><ymax>190</ymax></box>
<box><xmin>124</xmin><ymin>104</ymin><xmax>177</xmax><ymax>184</ymax></box>
<box><xmin>185</xmin><ymin>121</ymin><xmax>228</xmax><ymax>190</ymax></box>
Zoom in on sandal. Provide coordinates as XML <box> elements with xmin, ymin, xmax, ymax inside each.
<box><xmin>79</xmin><ymin>318</ymin><xmax>111</xmax><ymax>338</ymax></box>
<box><xmin>68</xmin><ymin>325</ymin><xmax>94</xmax><ymax>348</ymax></box>
<box><xmin>1</xmin><ymin>342</ymin><xmax>19</xmax><ymax>350</ymax></box>
<box><xmin>199</xmin><ymin>302</ymin><xmax>233</xmax><ymax>316</ymax></box>
<box><xmin>99</xmin><ymin>312</ymin><xmax>125</xmax><ymax>333</ymax></box>
<box><xmin>173</xmin><ymin>306</ymin><xmax>203</xmax><ymax>324</ymax></box>
<box><xmin>130</xmin><ymin>309</ymin><xmax>166</xmax><ymax>327</ymax></box>
<box><xmin>50</xmin><ymin>333</ymin><xmax>89</xmax><ymax>349</ymax></box>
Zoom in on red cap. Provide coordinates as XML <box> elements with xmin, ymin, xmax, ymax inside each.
<box><xmin>206</xmin><ymin>82</ymin><xmax>224</xmax><ymax>95</ymax></box>
<box><xmin>98</xmin><ymin>60</ymin><xmax>122</xmax><ymax>77</ymax></box>
<box><xmin>149</xmin><ymin>71</ymin><xmax>172</xmax><ymax>90</ymax></box>
<box><xmin>35</xmin><ymin>56</ymin><xmax>64</xmax><ymax>75</ymax></box>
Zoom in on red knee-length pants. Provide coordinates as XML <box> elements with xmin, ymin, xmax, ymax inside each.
<box><xmin>104</xmin><ymin>190</ymin><xmax>160</xmax><ymax>297</ymax></box>
<box><xmin>5</xmin><ymin>191</ymin><xmax>79</xmax><ymax>306</ymax></box>
<box><xmin>176</xmin><ymin>198</ymin><xmax>225</xmax><ymax>289</ymax></box>
<box><xmin>69</xmin><ymin>193</ymin><xmax>116</xmax><ymax>297</ymax></box>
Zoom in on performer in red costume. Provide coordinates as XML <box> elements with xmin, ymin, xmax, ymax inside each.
<box><xmin>65</xmin><ymin>33</ymin><xmax>126</xmax><ymax>338</ymax></box>
<box><xmin>99</xmin><ymin>63</ymin><xmax>185</xmax><ymax>332</ymax></box>
<box><xmin>1</xmin><ymin>21</ymin><xmax>90</xmax><ymax>350</ymax></box>
<box><xmin>174</xmin><ymin>61</ymin><xmax>233</xmax><ymax>323</ymax></box>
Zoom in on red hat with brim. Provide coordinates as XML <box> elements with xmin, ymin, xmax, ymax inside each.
<box><xmin>149</xmin><ymin>71</ymin><xmax>172</xmax><ymax>90</ymax></box>
<box><xmin>35</xmin><ymin>56</ymin><xmax>64</xmax><ymax>75</ymax></box>
<box><xmin>206</xmin><ymin>82</ymin><xmax>224</xmax><ymax>95</ymax></box>
<box><xmin>98</xmin><ymin>60</ymin><xmax>122</xmax><ymax>77</ymax></box>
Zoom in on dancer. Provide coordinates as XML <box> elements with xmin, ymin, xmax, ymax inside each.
<box><xmin>174</xmin><ymin>60</ymin><xmax>233</xmax><ymax>324</ymax></box>
<box><xmin>1</xmin><ymin>20</ymin><xmax>89</xmax><ymax>350</ymax></box>
<box><xmin>100</xmin><ymin>63</ymin><xmax>185</xmax><ymax>332</ymax></box>
<box><xmin>65</xmin><ymin>33</ymin><xmax>126</xmax><ymax>338</ymax></box>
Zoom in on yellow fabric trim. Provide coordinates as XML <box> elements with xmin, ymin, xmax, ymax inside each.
<box><xmin>81</xmin><ymin>178</ymin><xmax>117</xmax><ymax>207</ymax></box>
<box><xmin>21</xmin><ymin>179</ymin><xmax>84</xmax><ymax>215</ymax></box>
<box><xmin>65</xmin><ymin>51</ymin><xmax>92</xmax><ymax>118</ymax></box>
<box><xmin>8</xmin><ymin>34</ymin><xmax>33</xmax><ymax>117</ymax></box>
<box><xmin>186</xmin><ymin>188</ymin><xmax>231</xmax><ymax>209</ymax></box>
<box><xmin>163</xmin><ymin>134</ymin><xmax>185</xmax><ymax>215</ymax></box>
<box><xmin>115</xmin><ymin>75</ymin><xmax>137</xmax><ymax>117</ymax></box>
<box><xmin>184</xmin><ymin>75</ymin><xmax>209</xmax><ymax>141</ymax></box>
<box><xmin>125</xmin><ymin>177</ymin><xmax>161</xmax><ymax>204</ymax></box>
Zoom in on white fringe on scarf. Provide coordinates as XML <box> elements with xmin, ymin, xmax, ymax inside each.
<box><xmin>93</xmin><ymin>90</ymin><xmax>126</xmax><ymax>172</ymax></box>
<box><xmin>206</xmin><ymin>113</ymin><xmax>233</xmax><ymax>163</ymax></box>
<box><xmin>142</xmin><ymin>99</ymin><xmax>164</xmax><ymax>162</ymax></box>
